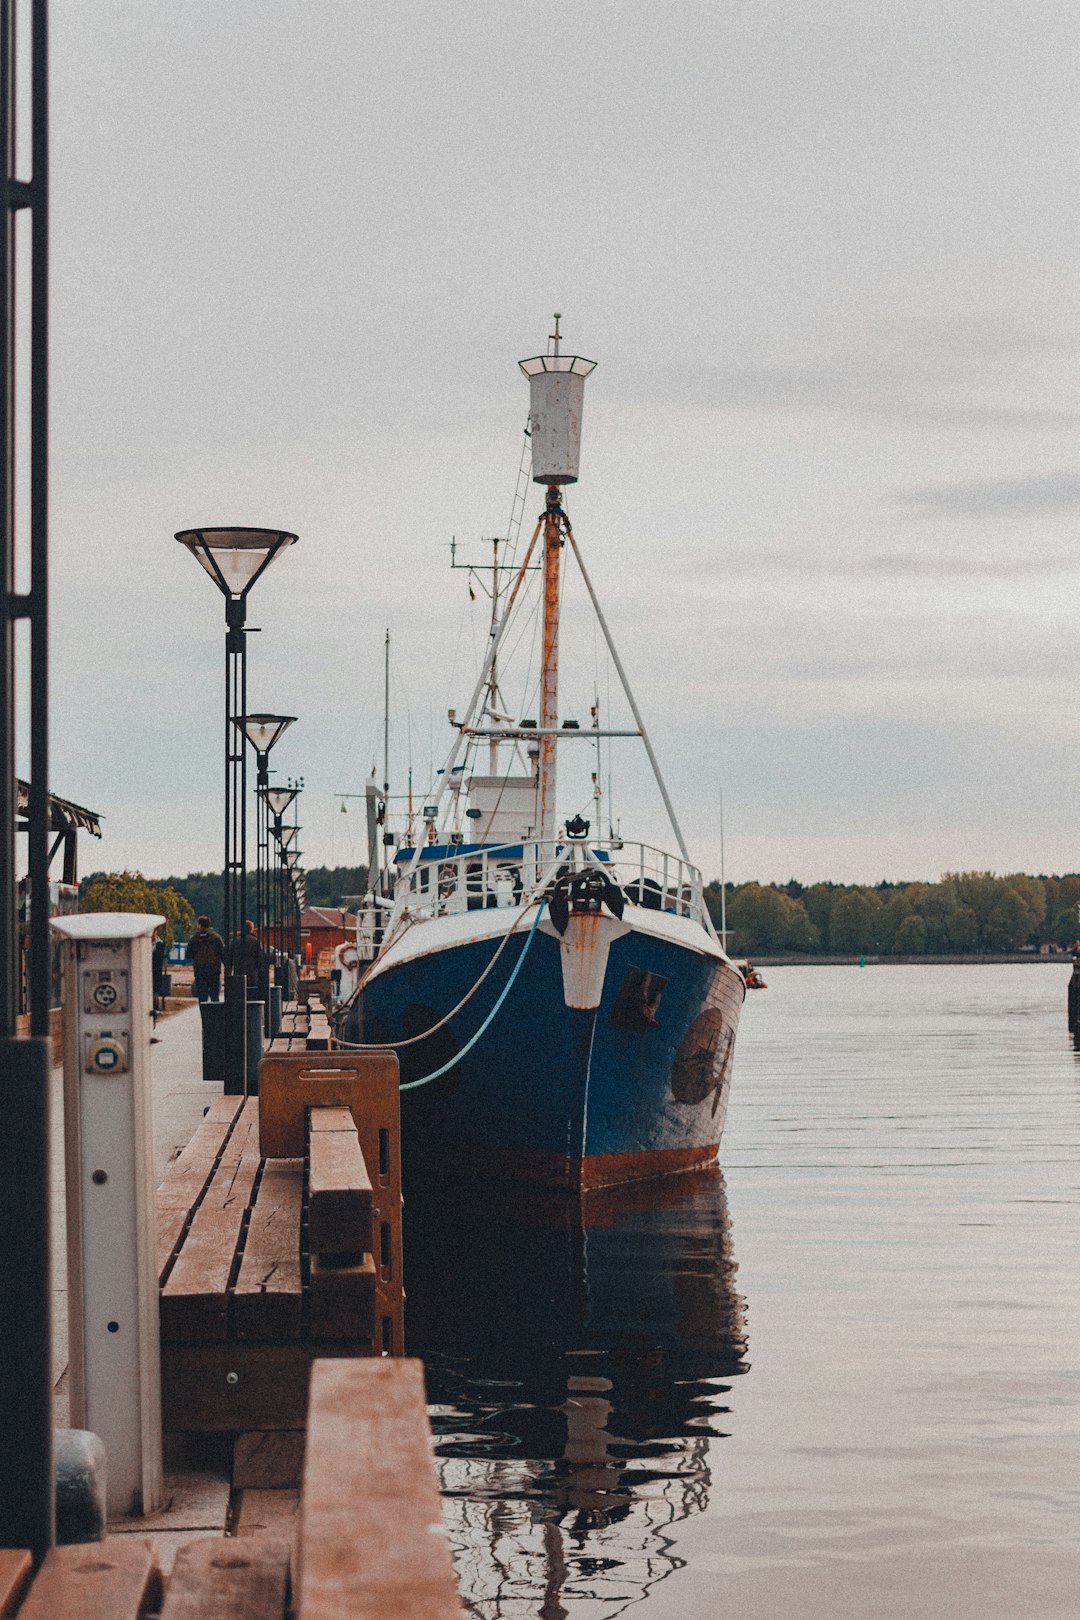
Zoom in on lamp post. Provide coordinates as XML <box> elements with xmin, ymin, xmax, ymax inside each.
<box><xmin>237</xmin><ymin>714</ymin><xmax>295</xmax><ymax>954</ymax></box>
<box><xmin>175</xmin><ymin>527</ymin><xmax>297</xmax><ymax>1091</ymax></box>
<box><xmin>286</xmin><ymin>849</ymin><xmax>303</xmax><ymax>959</ymax></box>
<box><xmin>261</xmin><ymin>782</ymin><xmax>299</xmax><ymax>962</ymax></box>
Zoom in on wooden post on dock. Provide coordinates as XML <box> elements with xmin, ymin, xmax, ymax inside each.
<box><xmin>1069</xmin><ymin>951</ymin><xmax>1080</xmax><ymax>1040</ymax></box>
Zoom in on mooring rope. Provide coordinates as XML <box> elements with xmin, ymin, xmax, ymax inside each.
<box><xmin>396</xmin><ymin>897</ymin><xmax>546</xmax><ymax>1091</ymax></box>
<box><xmin>332</xmin><ymin>897</ymin><xmax>544</xmax><ymax>1053</ymax></box>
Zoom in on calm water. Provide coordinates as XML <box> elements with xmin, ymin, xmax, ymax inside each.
<box><xmin>404</xmin><ymin>966</ymin><xmax>1080</xmax><ymax>1619</ymax></box>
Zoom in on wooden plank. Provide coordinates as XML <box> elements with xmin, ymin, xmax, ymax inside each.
<box><xmin>158</xmin><ymin>1535</ymin><xmax>290</xmax><ymax>1620</ymax></box>
<box><xmin>257</xmin><ymin>1053</ymin><xmax>403</xmax><ymax>1355</ymax></box>
<box><xmin>233</xmin><ymin>1432</ymin><xmax>305</xmax><ymax>1490</ymax></box>
<box><xmin>232</xmin><ymin>1159</ymin><xmax>304</xmax><ymax>1341</ymax></box>
<box><xmin>308</xmin><ymin>1115</ymin><xmax>372</xmax><ymax>1254</ymax></box>
<box><xmin>162</xmin><ymin>1343</ymin><xmax>368</xmax><ymax>1432</ymax></box>
<box><xmin>233</xmin><ymin>1490</ymin><xmax>300</xmax><ymax>1549</ymax></box>
<box><xmin>16</xmin><ymin>1537</ymin><xmax>162</xmax><ymax>1620</ymax></box>
<box><xmin>309</xmin><ymin>1253</ymin><xmax>376</xmax><ymax>1340</ymax></box>
<box><xmin>160</xmin><ymin>1099</ymin><xmax>261</xmax><ymax>1343</ymax></box>
<box><xmin>0</xmin><ymin>1550</ymin><xmax>31</xmax><ymax>1618</ymax></box>
<box><xmin>258</xmin><ymin>1054</ymin><xmax>398</xmax><ymax>1161</ymax></box>
<box><xmin>307</xmin><ymin>1106</ymin><xmax>354</xmax><ymax>1134</ymax></box>
<box><xmin>156</xmin><ymin>1098</ymin><xmax>245</xmax><ymax>1280</ymax></box>
<box><xmin>297</xmin><ymin>1359</ymin><xmax>462</xmax><ymax>1620</ymax></box>
<box><xmin>304</xmin><ymin>1011</ymin><xmax>331</xmax><ymax>1052</ymax></box>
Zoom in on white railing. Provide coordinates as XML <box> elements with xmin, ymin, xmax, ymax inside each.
<box><xmin>384</xmin><ymin>838</ymin><xmax>708</xmax><ymax>929</ymax></box>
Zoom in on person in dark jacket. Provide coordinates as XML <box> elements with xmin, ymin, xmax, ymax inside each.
<box><xmin>151</xmin><ymin>929</ymin><xmax>166</xmax><ymax>1018</ymax></box>
<box><xmin>186</xmin><ymin>915</ymin><xmax>225</xmax><ymax>1001</ymax></box>
<box><xmin>230</xmin><ymin>918</ymin><xmax>264</xmax><ymax>991</ymax></box>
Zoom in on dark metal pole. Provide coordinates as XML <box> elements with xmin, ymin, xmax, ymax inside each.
<box><xmin>0</xmin><ymin>0</ymin><xmax>54</xmax><ymax>1561</ymax></box>
<box><xmin>0</xmin><ymin>0</ymin><xmax>17</xmax><ymax>1036</ymax></box>
<box><xmin>27</xmin><ymin>0</ymin><xmax>46</xmax><ymax>1039</ymax></box>
<box><xmin>255</xmin><ymin>753</ymin><xmax>268</xmax><ymax>942</ymax></box>
<box><xmin>223</xmin><ymin>598</ymin><xmax>246</xmax><ymax>1092</ymax></box>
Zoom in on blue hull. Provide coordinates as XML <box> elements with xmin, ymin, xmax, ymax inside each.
<box><xmin>357</xmin><ymin>917</ymin><xmax>744</xmax><ymax>1189</ymax></box>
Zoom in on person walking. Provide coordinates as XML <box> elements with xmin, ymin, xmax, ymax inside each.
<box><xmin>187</xmin><ymin>915</ymin><xmax>225</xmax><ymax>1002</ymax></box>
<box><xmin>151</xmin><ymin>928</ymin><xmax>166</xmax><ymax>1018</ymax></box>
<box><xmin>230</xmin><ymin>918</ymin><xmax>264</xmax><ymax>993</ymax></box>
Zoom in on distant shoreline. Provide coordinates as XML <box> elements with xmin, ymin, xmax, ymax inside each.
<box><xmin>748</xmin><ymin>954</ymin><xmax>1074</xmax><ymax>967</ymax></box>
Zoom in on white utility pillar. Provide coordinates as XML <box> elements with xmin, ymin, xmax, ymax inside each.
<box><xmin>52</xmin><ymin>911</ymin><xmax>164</xmax><ymax>1517</ymax></box>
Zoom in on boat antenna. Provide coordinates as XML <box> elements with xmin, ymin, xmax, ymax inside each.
<box><xmin>719</xmin><ymin>784</ymin><xmax>728</xmax><ymax>949</ymax></box>
<box><xmin>381</xmin><ymin>627</ymin><xmax>391</xmax><ymax>891</ymax></box>
<box><xmin>383</xmin><ymin>627</ymin><xmax>390</xmax><ymax>811</ymax></box>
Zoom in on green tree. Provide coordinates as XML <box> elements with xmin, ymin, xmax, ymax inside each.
<box><xmin>827</xmin><ymin>888</ymin><xmax>882</xmax><ymax>954</ymax></box>
<box><xmin>940</xmin><ymin>872</ymin><xmax>1045</xmax><ymax>952</ymax></box>
<box><xmin>80</xmin><ymin>870</ymin><xmax>195</xmax><ymax>947</ymax></box>
<box><xmin>727</xmin><ymin>883</ymin><xmax>818</xmax><ymax>954</ymax></box>
<box><xmin>801</xmin><ymin>884</ymin><xmax>835</xmax><ymax>948</ymax></box>
<box><xmin>914</xmin><ymin>884</ymin><xmax>977</xmax><ymax>952</ymax></box>
<box><xmin>892</xmin><ymin>911</ymin><xmax>928</xmax><ymax>954</ymax></box>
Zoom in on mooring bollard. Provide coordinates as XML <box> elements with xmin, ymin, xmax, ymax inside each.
<box><xmin>246</xmin><ymin>1000</ymin><xmax>265</xmax><ymax>1094</ymax></box>
<box><xmin>269</xmin><ymin>981</ymin><xmax>283</xmax><ymax>1039</ymax></box>
<box><xmin>200</xmin><ymin>999</ymin><xmax>227</xmax><ymax>1082</ymax></box>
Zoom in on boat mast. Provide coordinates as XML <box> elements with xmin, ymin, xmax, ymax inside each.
<box><xmin>537</xmin><ymin>317</ymin><xmax>564</xmax><ymax>849</ymax></box>
<box><xmin>488</xmin><ymin>537</ymin><xmax>501</xmax><ymax>775</ymax></box>
<box><xmin>383</xmin><ymin>627</ymin><xmax>390</xmax><ymax>817</ymax></box>
<box><xmin>520</xmin><ymin>315</ymin><xmax>596</xmax><ymax>850</ymax></box>
<box><xmin>538</xmin><ymin>554</ymin><xmax>561</xmax><ymax>841</ymax></box>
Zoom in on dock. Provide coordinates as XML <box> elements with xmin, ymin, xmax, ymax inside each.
<box><xmin>22</xmin><ymin>995</ymin><xmax>463</xmax><ymax>1617</ymax></box>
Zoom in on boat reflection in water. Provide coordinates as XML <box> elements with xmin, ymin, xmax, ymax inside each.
<box><xmin>404</xmin><ymin>1167</ymin><xmax>748</xmax><ymax>1617</ymax></box>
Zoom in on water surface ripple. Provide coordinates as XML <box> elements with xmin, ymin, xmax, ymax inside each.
<box><xmin>404</xmin><ymin>965</ymin><xmax>1080</xmax><ymax>1618</ymax></box>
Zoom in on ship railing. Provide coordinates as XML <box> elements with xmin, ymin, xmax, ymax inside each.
<box><xmin>387</xmin><ymin>838</ymin><xmax>707</xmax><ymax>928</ymax></box>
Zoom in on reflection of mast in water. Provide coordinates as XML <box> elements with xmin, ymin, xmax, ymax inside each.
<box><xmin>404</xmin><ymin>1166</ymin><xmax>748</xmax><ymax>1618</ymax></box>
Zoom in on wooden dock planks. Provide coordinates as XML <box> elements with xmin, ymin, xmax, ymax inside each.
<box><xmin>296</xmin><ymin>1359</ymin><xmax>462</xmax><ymax>1620</ymax></box>
<box><xmin>14</xmin><ymin>1538</ymin><xmax>162</xmax><ymax>1620</ymax></box>
<box><xmin>309</xmin><ymin>1252</ymin><xmax>377</xmax><ymax>1341</ymax></box>
<box><xmin>0</xmin><ymin>1550</ymin><xmax>31</xmax><ymax>1617</ymax></box>
<box><xmin>160</xmin><ymin>1099</ymin><xmax>261</xmax><ymax>1343</ymax></box>
<box><xmin>308</xmin><ymin>1107</ymin><xmax>373</xmax><ymax>1254</ymax></box>
<box><xmin>157</xmin><ymin>1534</ymin><xmax>290</xmax><ymax>1620</ymax></box>
<box><xmin>157</xmin><ymin>1097</ymin><xmax>245</xmax><ymax>1280</ymax></box>
<box><xmin>161</xmin><ymin>1342</ymin><xmax>359</xmax><ymax>1431</ymax></box>
<box><xmin>232</xmin><ymin>1159</ymin><xmax>304</xmax><ymax>1341</ymax></box>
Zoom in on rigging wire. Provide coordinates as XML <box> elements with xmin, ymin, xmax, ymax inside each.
<box><xmin>333</xmin><ymin>898</ymin><xmax>544</xmax><ymax>1051</ymax></box>
<box><xmin>398</xmin><ymin>899</ymin><xmax>545</xmax><ymax>1090</ymax></box>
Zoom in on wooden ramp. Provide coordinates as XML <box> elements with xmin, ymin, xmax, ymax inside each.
<box><xmin>157</xmin><ymin>1050</ymin><xmax>403</xmax><ymax>1432</ymax></box>
<box><xmin>2</xmin><ymin>1363</ymin><xmax>462</xmax><ymax>1619</ymax></box>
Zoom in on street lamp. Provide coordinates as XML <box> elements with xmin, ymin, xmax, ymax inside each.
<box><xmin>261</xmin><ymin>781</ymin><xmax>300</xmax><ymax>959</ymax></box>
<box><xmin>175</xmin><ymin>529</ymin><xmax>297</xmax><ymax>944</ymax></box>
<box><xmin>237</xmin><ymin>714</ymin><xmax>295</xmax><ymax>956</ymax></box>
<box><xmin>285</xmin><ymin>851</ymin><xmax>303</xmax><ymax>959</ymax></box>
<box><xmin>176</xmin><ymin>526</ymin><xmax>297</xmax><ymax>1091</ymax></box>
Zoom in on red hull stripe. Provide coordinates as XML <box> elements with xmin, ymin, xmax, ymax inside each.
<box><xmin>438</xmin><ymin>1143</ymin><xmax>720</xmax><ymax>1192</ymax></box>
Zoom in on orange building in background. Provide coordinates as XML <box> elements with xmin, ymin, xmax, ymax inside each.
<box><xmin>300</xmin><ymin>906</ymin><xmax>356</xmax><ymax>965</ymax></box>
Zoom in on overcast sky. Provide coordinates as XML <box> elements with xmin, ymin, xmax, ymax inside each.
<box><xmin>37</xmin><ymin>0</ymin><xmax>1080</xmax><ymax>887</ymax></box>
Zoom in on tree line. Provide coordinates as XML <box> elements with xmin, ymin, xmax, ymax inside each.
<box><xmin>703</xmin><ymin>872</ymin><xmax>1080</xmax><ymax>956</ymax></box>
<box><xmin>79</xmin><ymin>865</ymin><xmax>368</xmax><ymax>939</ymax></box>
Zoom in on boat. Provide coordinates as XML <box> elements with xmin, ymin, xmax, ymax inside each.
<box><xmin>342</xmin><ymin>322</ymin><xmax>745</xmax><ymax>1190</ymax></box>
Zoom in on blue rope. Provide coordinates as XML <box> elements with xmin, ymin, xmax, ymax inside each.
<box><xmin>398</xmin><ymin>900</ymin><xmax>546</xmax><ymax>1091</ymax></box>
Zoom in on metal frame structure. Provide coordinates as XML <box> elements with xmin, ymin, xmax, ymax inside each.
<box><xmin>0</xmin><ymin>0</ymin><xmax>52</xmax><ymax>1559</ymax></box>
